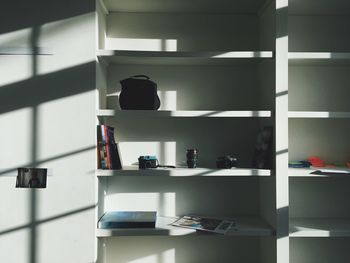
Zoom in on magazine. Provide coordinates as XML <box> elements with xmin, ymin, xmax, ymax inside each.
<box><xmin>171</xmin><ymin>215</ymin><xmax>237</xmax><ymax>235</ymax></box>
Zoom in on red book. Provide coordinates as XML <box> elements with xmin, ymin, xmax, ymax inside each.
<box><xmin>97</xmin><ymin>125</ymin><xmax>104</xmax><ymax>169</ymax></box>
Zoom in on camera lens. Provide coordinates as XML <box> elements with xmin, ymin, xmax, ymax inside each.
<box><xmin>186</xmin><ymin>149</ymin><xmax>198</xmax><ymax>168</ymax></box>
<box><xmin>146</xmin><ymin>161</ymin><xmax>151</xmax><ymax>168</ymax></box>
<box><xmin>186</xmin><ymin>149</ymin><xmax>198</xmax><ymax>159</ymax></box>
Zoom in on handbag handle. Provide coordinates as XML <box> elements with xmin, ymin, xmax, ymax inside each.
<box><xmin>132</xmin><ymin>75</ymin><xmax>150</xmax><ymax>80</ymax></box>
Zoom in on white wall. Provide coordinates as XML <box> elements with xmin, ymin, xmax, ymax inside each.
<box><xmin>289</xmin><ymin>16</ymin><xmax>350</xmax><ymax>52</ymax></box>
<box><xmin>289</xmin><ymin>66</ymin><xmax>350</xmax><ymax>112</ymax></box>
<box><xmin>103</xmin><ymin>236</ymin><xmax>261</xmax><ymax>263</ymax></box>
<box><xmin>106</xmin><ymin>12</ymin><xmax>259</xmax><ymax>51</ymax></box>
<box><xmin>0</xmin><ymin>1</ymin><xmax>96</xmax><ymax>263</ymax></box>
<box><xmin>290</xmin><ymin>178</ymin><xmax>350</xmax><ymax>218</ymax></box>
<box><xmin>290</xmin><ymin>238</ymin><xmax>350</xmax><ymax>263</ymax></box>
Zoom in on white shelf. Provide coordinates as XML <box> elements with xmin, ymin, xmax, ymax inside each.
<box><xmin>288</xmin><ymin>111</ymin><xmax>350</xmax><ymax>119</ymax></box>
<box><xmin>290</xmin><ymin>218</ymin><xmax>350</xmax><ymax>237</ymax></box>
<box><xmin>97</xmin><ymin>109</ymin><xmax>272</xmax><ymax>118</ymax></box>
<box><xmin>96</xmin><ymin>166</ymin><xmax>271</xmax><ymax>177</ymax></box>
<box><xmin>289</xmin><ymin>167</ymin><xmax>350</xmax><ymax>178</ymax></box>
<box><xmin>97</xmin><ymin>50</ymin><xmax>274</xmax><ymax>65</ymax></box>
<box><xmin>102</xmin><ymin>0</ymin><xmax>270</xmax><ymax>15</ymax></box>
<box><xmin>96</xmin><ymin>216</ymin><xmax>274</xmax><ymax>237</ymax></box>
<box><xmin>0</xmin><ymin>47</ymin><xmax>53</xmax><ymax>55</ymax></box>
<box><xmin>289</xmin><ymin>52</ymin><xmax>350</xmax><ymax>66</ymax></box>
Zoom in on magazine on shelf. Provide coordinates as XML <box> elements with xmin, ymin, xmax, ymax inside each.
<box><xmin>171</xmin><ymin>215</ymin><xmax>237</xmax><ymax>235</ymax></box>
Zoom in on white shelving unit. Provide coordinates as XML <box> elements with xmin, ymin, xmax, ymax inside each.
<box><xmin>289</xmin><ymin>1</ymin><xmax>350</xmax><ymax>263</ymax></box>
<box><xmin>95</xmin><ymin>0</ymin><xmax>282</xmax><ymax>262</ymax></box>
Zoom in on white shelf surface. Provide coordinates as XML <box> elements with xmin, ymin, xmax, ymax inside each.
<box><xmin>97</xmin><ymin>109</ymin><xmax>272</xmax><ymax>118</ymax></box>
<box><xmin>289</xmin><ymin>52</ymin><xmax>350</xmax><ymax>66</ymax></box>
<box><xmin>290</xmin><ymin>218</ymin><xmax>350</xmax><ymax>237</ymax></box>
<box><xmin>96</xmin><ymin>166</ymin><xmax>271</xmax><ymax>177</ymax></box>
<box><xmin>96</xmin><ymin>216</ymin><xmax>274</xmax><ymax>237</ymax></box>
<box><xmin>289</xmin><ymin>167</ymin><xmax>350</xmax><ymax>178</ymax></box>
<box><xmin>97</xmin><ymin>50</ymin><xmax>273</xmax><ymax>65</ymax></box>
<box><xmin>288</xmin><ymin>111</ymin><xmax>350</xmax><ymax>119</ymax></box>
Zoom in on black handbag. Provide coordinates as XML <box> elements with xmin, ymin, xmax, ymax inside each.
<box><xmin>119</xmin><ymin>75</ymin><xmax>161</xmax><ymax>110</ymax></box>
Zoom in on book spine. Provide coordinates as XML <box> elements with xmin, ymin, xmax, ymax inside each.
<box><xmin>109</xmin><ymin>127</ymin><xmax>122</xmax><ymax>169</ymax></box>
<box><xmin>106</xmin><ymin>126</ymin><xmax>114</xmax><ymax>169</ymax></box>
<box><xmin>96</xmin><ymin>125</ymin><xmax>103</xmax><ymax>169</ymax></box>
<box><xmin>97</xmin><ymin>125</ymin><xmax>122</xmax><ymax>170</ymax></box>
<box><xmin>100</xmin><ymin>125</ymin><xmax>107</xmax><ymax>169</ymax></box>
<box><xmin>103</xmin><ymin>125</ymin><xmax>110</xmax><ymax>169</ymax></box>
<box><xmin>107</xmin><ymin>126</ymin><xmax>115</xmax><ymax>169</ymax></box>
<box><xmin>99</xmin><ymin>221</ymin><xmax>156</xmax><ymax>229</ymax></box>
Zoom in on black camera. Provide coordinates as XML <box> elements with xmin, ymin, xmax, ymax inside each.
<box><xmin>138</xmin><ymin>156</ymin><xmax>158</xmax><ymax>169</ymax></box>
<box><xmin>216</xmin><ymin>155</ymin><xmax>238</xmax><ymax>169</ymax></box>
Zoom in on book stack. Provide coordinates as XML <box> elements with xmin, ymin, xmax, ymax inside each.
<box><xmin>97</xmin><ymin>125</ymin><xmax>122</xmax><ymax>170</ymax></box>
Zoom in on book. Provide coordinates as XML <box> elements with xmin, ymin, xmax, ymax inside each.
<box><xmin>96</xmin><ymin>125</ymin><xmax>105</xmax><ymax>169</ymax></box>
<box><xmin>103</xmin><ymin>125</ymin><xmax>110</xmax><ymax>169</ymax></box>
<box><xmin>106</xmin><ymin>126</ymin><xmax>122</xmax><ymax>169</ymax></box>
<box><xmin>98</xmin><ymin>211</ymin><xmax>157</xmax><ymax>229</ymax></box>
<box><xmin>171</xmin><ymin>215</ymin><xmax>236</xmax><ymax>235</ymax></box>
<box><xmin>97</xmin><ymin>125</ymin><xmax>122</xmax><ymax>170</ymax></box>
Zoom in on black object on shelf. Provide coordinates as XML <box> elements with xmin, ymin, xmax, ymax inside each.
<box><xmin>216</xmin><ymin>155</ymin><xmax>238</xmax><ymax>169</ymax></box>
<box><xmin>16</xmin><ymin>168</ymin><xmax>47</xmax><ymax>188</ymax></box>
<box><xmin>252</xmin><ymin>126</ymin><xmax>273</xmax><ymax>169</ymax></box>
<box><xmin>138</xmin><ymin>156</ymin><xmax>176</xmax><ymax>169</ymax></box>
<box><xmin>186</xmin><ymin>149</ymin><xmax>198</xmax><ymax>168</ymax></box>
<box><xmin>138</xmin><ymin>156</ymin><xmax>158</xmax><ymax>169</ymax></box>
<box><xmin>119</xmin><ymin>75</ymin><xmax>160</xmax><ymax>110</ymax></box>
<box><xmin>98</xmin><ymin>211</ymin><xmax>157</xmax><ymax>229</ymax></box>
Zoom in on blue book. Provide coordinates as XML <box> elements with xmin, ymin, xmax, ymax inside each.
<box><xmin>98</xmin><ymin>211</ymin><xmax>157</xmax><ymax>229</ymax></box>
